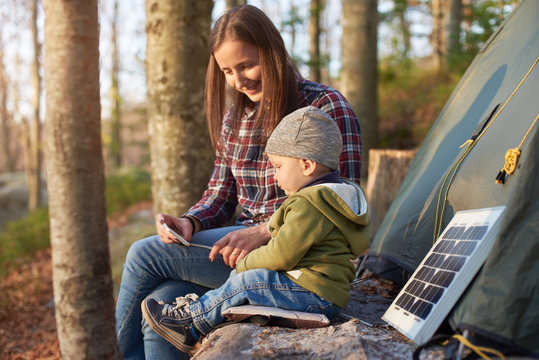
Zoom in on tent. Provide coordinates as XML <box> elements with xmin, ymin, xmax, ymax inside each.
<box><xmin>366</xmin><ymin>0</ymin><xmax>539</xmax><ymax>356</ymax></box>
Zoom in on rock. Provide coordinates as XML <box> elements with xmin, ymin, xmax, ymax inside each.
<box><xmin>191</xmin><ymin>277</ymin><xmax>416</xmax><ymax>359</ymax></box>
<box><xmin>0</xmin><ymin>172</ymin><xmax>48</xmax><ymax>230</ymax></box>
<box><xmin>0</xmin><ymin>173</ymin><xmax>30</xmax><ymax>230</ymax></box>
<box><xmin>193</xmin><ymin>319</ymin><xmax>415</xmax><ymax>360</ymax></box>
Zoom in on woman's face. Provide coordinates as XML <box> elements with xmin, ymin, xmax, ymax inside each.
<box><xmin>213</xmin><ymin>40</ymin><xmax>262</xmax><ymax>103</ymax></box>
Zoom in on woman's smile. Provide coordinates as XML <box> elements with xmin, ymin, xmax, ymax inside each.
<box><xmin>214</xmin><ymin>40</ymin><xmax>263</xmax><ymax>103</ymax></box>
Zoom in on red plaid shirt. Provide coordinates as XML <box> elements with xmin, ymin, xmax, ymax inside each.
<box><xmin>186</xmin><ymin>79</ymin><xmax>362</xmax><ymax>229</ymax></box>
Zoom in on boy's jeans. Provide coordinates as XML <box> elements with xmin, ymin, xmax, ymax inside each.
<box><xmin>190</xmin><ymin>268</ymin><xmax>341</xmax><ymax>335</ymax></box>
<box><xmin>116</xmin><ymin>226</ymin><xmax>245</xmax><ymax>360</ymax></box>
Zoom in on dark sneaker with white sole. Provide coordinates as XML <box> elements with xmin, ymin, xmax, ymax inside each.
<box><xmin>141</xmin><ymin>293</ymin><xmax>201</xmax><ymax>352</ymax></box>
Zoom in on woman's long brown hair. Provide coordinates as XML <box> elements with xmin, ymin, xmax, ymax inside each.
<box><xmin>205</xmin><ymin>5</ymin><xmax>300</xmax><ymax>152</ymax></box>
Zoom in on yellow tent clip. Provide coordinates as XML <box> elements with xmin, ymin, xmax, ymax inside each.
<box><xmin>495</xmin><ymin>114</ymin><xmax>538</xmax><ymax>184</ymax></box>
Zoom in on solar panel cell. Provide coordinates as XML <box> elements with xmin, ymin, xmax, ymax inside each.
<box><xmin>420</xmin><ymin>285</ymin><xmax>444</xmax><ymax>304</ymax></box>
<box><xmin>430</xmin><ymin>269</ymin><xmax>454</xmax><ymax>287</ymax></box>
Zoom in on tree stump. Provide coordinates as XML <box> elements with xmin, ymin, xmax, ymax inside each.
<box><xmin>365</xmin><ymin>149</ymin><xmax>417</xmax><ymax>237</ymax></box>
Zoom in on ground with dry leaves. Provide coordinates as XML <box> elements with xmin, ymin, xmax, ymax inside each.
<box><xmin>0</xmin><ymin>248</ymin><xmax>59</xmax><ymax>359</ymax></box>
<box><xmin>0</xmin><ymin>201</ymin><xmax>154</xmax><ymax>359</ymax></box>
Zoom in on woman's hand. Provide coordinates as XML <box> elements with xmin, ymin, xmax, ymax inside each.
<box><xmin>209</xmin><ymin>223</ymin><xmax>271</xmax><ymax>268</ymax></box>
<box><xmin>155</xmin><ymin>213</ymin><xmax>194</xmax><ymax>244</ymax></box>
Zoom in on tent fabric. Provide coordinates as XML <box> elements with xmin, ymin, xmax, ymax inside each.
<box><xmin>367</xmin><ymin>0</ymin><xmax>539</xmax><ymax>355</ymax></box>
<box><xmin>450</xmin><ymin>128</ymin><xmax>539</xmax><ymax>356</ymax></box>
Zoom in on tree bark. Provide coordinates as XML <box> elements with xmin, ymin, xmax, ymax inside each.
<box><xmin>365</xmin><ymin>149</ymin><xmax>416</xmax><ymax>237</ymax></box>
<box><xmin>431</xmin><ymin>0</ymin><xmax>445</xmax><ymax>69</ymax></box>
<box><xmin>341</xmin><ymin>0</ymin><xmax>378</xmax><ymax>178</ymax></box>
<box><xmin>146</xmin><ymin>0</ymin><xmax>214</xmax><ymax>215</ymax></box>
<box><xmin>226</xmin><ymin>0</ymin><xmax>246</xmax><ymax>10</ymax></box>
<box><xmin>0</xmin><ymin>34</ymin><xmax>15</xmax><ymax>172</ymax></box>
<box><xmin>109</xmin><ymin>0</ymin><xmax>122</xmax><ymax>170</ymax></box>
<box><xmin>309</xmin><ymin>0</ymin><xmax>324</xmax><ymax>83</ymax></box>
<box><xmin>28</xmin><ymin>0</ymin><xmax>42</xmax><ymax>210</ymax></box>
<box><xmin>395</xmin><ymin>0</ymin><xmax>411</xmax><ymax>58</ymax></box>
<box><xmin>14</xmin><ymin>54</ymin><xmax>33</xmax><ymax>186</ymax></box>
<box><xmin>43</xmin><ymin>0</ymin><xmax>120</xmax><ymax>358</ymax></box>
<box><xmin>445</xmin><ymin>0</ymin><xmax>462</xmax><ymax>68</ymax></box>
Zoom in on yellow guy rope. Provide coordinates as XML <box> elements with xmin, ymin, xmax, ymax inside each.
<box><xmin>452</xmin><ymin>334</ymin><xmax>506</xmax><ymax>360</ymax></box>
<box><xmin>433</xmin><ymin>55</ymin><xmax>539</xmax><ymax>242</ymax></box>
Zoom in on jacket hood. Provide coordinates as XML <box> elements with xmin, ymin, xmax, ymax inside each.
<box><xmin>298</xmin><ymin>179</ymin><xmax>370</xmax><ymax>256</ymax></box>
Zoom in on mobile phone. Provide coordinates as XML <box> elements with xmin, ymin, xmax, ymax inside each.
<box><xmin>163</xmin><ymin>222</ymin><xmax>190</xmax><ymax>246</ymax></box>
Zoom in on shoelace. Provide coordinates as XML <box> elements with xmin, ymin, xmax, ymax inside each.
<box><xmin>161</xmin><ymin>293</ymin><xmax>200</xmax><ymax>319</ymax></box>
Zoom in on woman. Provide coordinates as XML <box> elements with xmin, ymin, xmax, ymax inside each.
<box><xmin>116</xmin><ymin>5</ymin><xmax>362</xmax><ymax>359</ymax></box>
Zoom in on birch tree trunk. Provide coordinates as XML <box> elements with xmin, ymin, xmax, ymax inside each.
<box><xmin>341</xmin><ymin>0</ymin><xmax>378</xmax><ymax>178</ymax></box>
<box><xmin>29</xmin><ymin>0</ymin><xmax>42</xmax><ymax>210</ymax></box>
<box><xmin>43</xmin><ymin>0</ymin><xmax>120</xmax><ymax>358</ymax></box>
<box><xmin>146</xmin><ymin>0</ymin><xmax>213</xmax><ymax>215</ymax></box>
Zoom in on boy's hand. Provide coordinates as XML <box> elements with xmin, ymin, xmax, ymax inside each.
<box><xmin>209</xmin><ymin>223</ymin><xmax>271</xmax><ymax>268</ymax></box>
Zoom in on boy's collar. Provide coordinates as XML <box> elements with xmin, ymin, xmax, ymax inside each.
<box><xmin>300</xmin><ymin>170</ymin><xmax>341</xmax><ymax>191</ymax></box>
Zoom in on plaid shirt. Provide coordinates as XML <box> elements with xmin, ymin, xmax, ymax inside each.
<box><xmin>186</xmin><ymin>79</ymin><xmax>362</xmax><ymax>229</ymax></box>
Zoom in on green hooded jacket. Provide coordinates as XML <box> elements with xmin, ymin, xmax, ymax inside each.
<box><xmin>236</xmin><ymin>178</ymin><xmax>370</xmax><ymax>308</ymax></box>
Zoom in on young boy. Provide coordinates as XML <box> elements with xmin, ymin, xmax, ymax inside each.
<box><xmin>141</xmin><ymin>106</ymin><xmax>370</xmax><ymax>352</ymax></box>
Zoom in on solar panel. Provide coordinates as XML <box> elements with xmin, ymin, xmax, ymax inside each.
<box><xmin>382</xmin><ymin>206</ymin><xmax>505</xmax><ymax>345</ymax></box>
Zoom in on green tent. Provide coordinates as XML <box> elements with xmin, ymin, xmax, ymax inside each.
<box><xmin>367</xmin><ymin>0</ymin><xmax>539</xmax><ymax>356</ymax></box>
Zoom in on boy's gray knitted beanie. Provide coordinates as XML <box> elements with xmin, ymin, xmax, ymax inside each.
<box><xmin>265</xmin><ymin>106</ymin><xmax>343</xmax><ymax>170</ymax></box>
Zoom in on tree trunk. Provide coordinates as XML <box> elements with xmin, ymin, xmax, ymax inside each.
<box><xmin>395</xmin><ymin>0</ymin><xmax>411</xmax><ymax>58</ymax></box>
<box><xmin>365</xmin><ymin>149</ymin><xmax>416</xmax><ymax>237</ymax></box>
<box><xmin>226</xmin><ymin>0</ymin><xmax>246</xmax><ymax>10</ymax></box>
<box><xmin>431</xmin><ymin>0</ymin><xmax>445</xmax><ymax>70</ymax></box>
<box><xmin>146</xmin><ymin>0</ymin><xmax>213</xmax><ymax>215</ymax></box>
<box><xmin>445</xmin><ymin>0</ymin><xmax>462</xmax><ymax>68</ymax></box>
<box><xmin>43</xmin><ymin>0</ymin><xmax>121</xmax><ymax>358</ymax></box>
<box><xmin>287</xmin><ymin>2</ymin><xmax>299</xmax><ymax>58</ymax></box>
<box><xmin>14</xmin><ymin>54</ymin><xmax>33</xmax><ymax>185</ymax></box>
<box><xmin>341</xmin><ymin>0</ymin><xmax>378</xmax><ymax>178</ymax></box>
<box><xmin>28</xmin><ymin>0</ymin><xmax>42</xmax><ymax>210</ymax></box>
<box><xmin>309</xmin><ymin>0</ymin><xmax>324</xmax><ymax>83</ymax></box>
<box><xmin>0</xmin><ymin>35</ymin><xmax>15</xmax><ymax>172</ymax></box>
<box><xmin>109</xmin><ymin>0</ymin><xmax>122</xmax><ymax>170</ymax></box>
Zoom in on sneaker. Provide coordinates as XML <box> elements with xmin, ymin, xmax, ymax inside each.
<box><xmin>141</xmin><ymin>293</ymin><xmax>201</xmax><ymax>352</ymax></box>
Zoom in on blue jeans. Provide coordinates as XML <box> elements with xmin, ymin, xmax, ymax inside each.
<box><xmin>190</xmin><ymin>268</ymin><xmax>340</xmax><ymax>335</ymax></box>
<box><xmin>115</xmin><ymin>225</ymin><xmax>246</xmax><ymax>360</ymax></box>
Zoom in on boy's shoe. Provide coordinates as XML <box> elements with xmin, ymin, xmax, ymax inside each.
<box><xmin>141</xmin><ymin>293</ymin><xmax>201</xmax><ymax>352</ymax></box>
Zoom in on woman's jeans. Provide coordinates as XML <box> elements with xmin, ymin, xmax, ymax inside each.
<box><xmin>116</xmin><ymin>225</ymin><xmax>246</xmax><ymax>360</ymax></box>
<box><xmin>190</xmin><ymin>268</ymin><xmax>340</xmax><ymax>335</ymax></box>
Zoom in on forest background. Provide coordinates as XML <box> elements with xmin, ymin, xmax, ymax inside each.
<box><xmin>0</xmin><ymin>0</ymin><xmax>519</xmax><ymax>358</ymax></box>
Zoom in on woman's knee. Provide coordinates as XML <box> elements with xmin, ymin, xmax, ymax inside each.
<box><xmin>124</xmin><ymin>235</ymin><xmax>162</xmax><ymax>269</ymax></box>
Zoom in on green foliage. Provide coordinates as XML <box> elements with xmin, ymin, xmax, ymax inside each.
<box><xmin>450</xmin><ymin>0</ymin><xmax>508</xmax><ymax>73</ymax></box>
<box><xmin>105</xmin><ymin>167</ymin><xmax>152</xmax><ymax>215</ymax></box>
<box><xmin>377</xmin><ymin>0</ymin><xmax>519</xmax><ymax>149</ymax></box>
<box><xmin>0</xmin><ymin>208</ymin><xmax>50</xmax><ymax>275</ymax></box>
<box><xmin>378</xmin><ymin>63</ymin><xmax>461</xmax><ymax>149</ymax></box>
<box><xmin>0</xmin><ymin>167</ymin><xmax>152</xmax><ymax>275</ymax></box>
